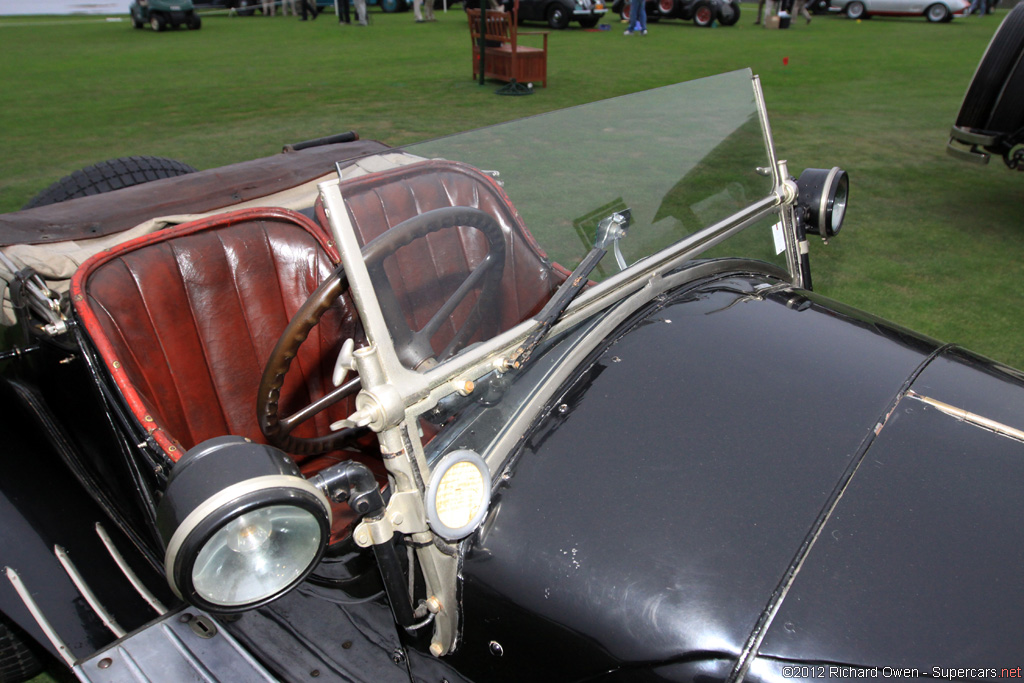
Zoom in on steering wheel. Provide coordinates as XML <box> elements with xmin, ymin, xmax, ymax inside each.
<box><xmin>258</xmin><ymin>206</ymin><xmax>507</xmax><ymax>455</ymax></box>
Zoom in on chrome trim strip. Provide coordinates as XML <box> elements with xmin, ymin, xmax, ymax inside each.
<box><xmin>55</xmin><ymin>545</ymin><xmax>127</xmax><ymax>638</ymax></box>
<box><xmin>95</xmin><ymin>523</ymin><xmax>168</xmax><ymax>616</ymax></box>
<box><xmin>4</xmin><ymin>566</ymin><xmax>78</xmax><ymax>667</ymax></box>
<box><xmin>907</xmin><ymin>391</ymin><xmax>1024</xmax><ymax>443</ymax></box>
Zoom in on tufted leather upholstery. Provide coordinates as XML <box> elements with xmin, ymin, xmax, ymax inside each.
<box><xmin>72</xmin><ymin>207</ymin><xmax>358</xmax><ymax>468</ymax></box>
<box><xmin>72</xmin><ymin>160</ymin><xmax>565</xmax><ymax>472</ymax></box>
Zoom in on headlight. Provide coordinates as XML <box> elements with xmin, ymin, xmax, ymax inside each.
<box><xmin>796</xmin><ymin>167</ymin><xmax>849</xmax><ymax>238</ymax></box>
<box><xmin>158</xmin><ymin>436</ymin><xmax>331</xmax><ymax>613</ymax></box>
<box><xmin>425</xmin><ymin>450</ymin><xmax>491</xmax><ymax>541</ymax></box>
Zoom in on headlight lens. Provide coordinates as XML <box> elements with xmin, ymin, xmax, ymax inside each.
<box><xmin>192</xmin><ymin>504</ymin><xmax>324</xmax><ymax>607</ymax></box>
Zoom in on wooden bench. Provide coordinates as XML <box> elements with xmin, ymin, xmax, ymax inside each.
<box><xmin>467</xmin><ymin>1</ymin><xmax>548</xmax><ymax>89</ymax></box>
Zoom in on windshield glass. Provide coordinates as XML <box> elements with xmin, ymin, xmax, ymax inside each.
<box><xmin>403</xmin><ymin>68</ymin><xmax>779</xmax><ymax>280</ymax></box>
<box><xmin>332</xmin><ymin>69</ymin><xmax>787</xmax><ymax>385</ymax></box>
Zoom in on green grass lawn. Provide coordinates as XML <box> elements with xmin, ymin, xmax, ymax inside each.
<box><xmin>2</xmin><ymin>5</ymin><xmax>1023</xmax><ymax>378</ymax></box>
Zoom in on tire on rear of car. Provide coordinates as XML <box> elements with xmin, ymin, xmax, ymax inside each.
<box><xmin>692</xmin><ymin>1</ymin><xmax>714</xmax><ymax>25</ymax></box>
<box><xmin>955</xmin><ymin>3</ymin><xmax>1024</xmax><ymax>133</ymax></box>
<box><xmin>845</xmin><ymin>0</ymin><xmax>866</xmax><ymax>18</ymax></box>
<box><xmin>22</xmin><ymin>156</ymin><xmax>198</xmax><ymax>210</ymax></box>
<box><xmin>717</xmin><ymin>0</ymin><xmax>739</xmax><ymax>25</ymax></box>
<box><xmin>546</xmin><ymin>3</ymin><xmax>570</xmax><ymax>28</ymax></box>
<box><xmin>925</xmin><ymin>2</ymin><xmax>949</xmax><ymax>21</ymax></box>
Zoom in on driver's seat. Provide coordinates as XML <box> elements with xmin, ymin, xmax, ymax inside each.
<box><xmin>71</xmin><ymin>207</ymin><xmax>360</xmax><ymax>473</ymax></box>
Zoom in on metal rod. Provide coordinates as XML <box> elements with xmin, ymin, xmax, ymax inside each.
<box><xmin>95</xmin><ymin>523</ymin><xmax>168</xmax><ymax>616</ymax></box>
<box><xmin>55</xmin><ymin>545</ymin><xmax>127</xmax><ymax>638</ymax></box>
<box><xmin>4</xmin><ymin>566</ymin><xmax>78</xmax><ymax>666</ymax></box>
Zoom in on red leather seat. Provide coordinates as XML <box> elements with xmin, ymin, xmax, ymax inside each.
<box><xmin>71</xmin><ymin>160</ymin><xmax>565</xmax><ymax>471</ymax></box>
<box><xmin>72</xmin><ymin>207</ymin><xmax>355</xmax><ymax>468</ymax></box>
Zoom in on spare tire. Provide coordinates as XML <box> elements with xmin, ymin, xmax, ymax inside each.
<box><xmin>22</xmin><ymin>156</ymin><xmax>197</xmax><ymax>210</ymax></box>
<box><xmin>954</xmin><ymin>3</ymin><xmax>1024</xmax><ymax>133</ymax></box>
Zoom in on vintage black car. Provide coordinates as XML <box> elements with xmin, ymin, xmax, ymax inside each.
<box><xmin>613</xmin><ymin>0</ymin><xmax>739</xmax><ymax>27</ymax></box>
<box><xmin>1</xmin><ymin>70</ymin><xmax>1023</xmax><ymax>683</ymax></box>
<box><xmin>948</xmin><ymin>3</ymin><xmax>1024</xmax><ymax>170</ymax></box>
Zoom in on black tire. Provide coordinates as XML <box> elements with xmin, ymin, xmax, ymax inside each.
<box><xmin>236</xmin><ymin>0</ymin><xmax>256</xmax><ymax>15</ymax></box>
<box><xmin>546</xmin><ymin>3</ymin><xmax>570</xmax><ymax>28</ymax></box>
<box><xmin>150</xmin><ymin>12</ymin><xmax>166</xmax><ymax>30</ymax></box>
<box><xmin>578</xmin><ymin>14</ymin><xmax>599</xmax><ymax>26</ymax></box>
<box><xmin>692</xmin><ymin>1</ymin><xmax>714</xmax><ymax>25</ymax></box>
<box><xmin>23</xmin><ymin>156</ymin><xmax>198</xmax><ymax>210</ymax></box>
<box><xmin>925</xmin><ymin>2</ymin><xmax>948</xmax><ymax>21</ymax></box>
<box><xmin>131</xmin><ymin>11</ymin><xmax>144</xmax><ymax>28</ymax></box>
<box><xmin>657</xmin><ymin>0</ymin><xmax>676</xmax><ymax>15</ymax></box>
<box><xmin>188</xmin><ymin>12</ymin><xmax>202</xmax><ymax>28</ymax></box>
<box><xmin>845</xmin><ymin>0</ymin><xmax>865</xmax><ymax>17</ymax></box>
<box><xmin>0</xmin><ymin>616</ymin><xmax>43</xmax><ymax>683</ymax></box>
<box><xmin>956</xmin><ymin>3</ymin><xmax>1024</xmax><ymax>131</ymax></box>
<box><xmin>717</xmin><ymin>0</ymin><xmax>739</xmax><ymax>25</ymax></box>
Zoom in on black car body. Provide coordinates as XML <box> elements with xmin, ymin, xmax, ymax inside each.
<box><xmin>501</xmin><ymin>0</ymin><xmax>607</xmax><ymax>28</ymax></box>
<box><xmin>613</xmin><ymin>0</ymin><xmax>739</xmax><ymax>27</ymax></box>
<box><xmin>1</xmin><ymin>70</ymin><xmax>1023</xmax><ymax>683</ymax></box>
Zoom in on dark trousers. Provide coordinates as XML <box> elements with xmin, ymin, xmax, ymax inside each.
<box><xmin>337</xmin><ymin>0</ymin><xmax>350</xmax><ymax>22</ymax></box>
<box><xmin>301</xmin><ymin>0</ymin><xmax>318</xmax><ymax>18</ymax></box>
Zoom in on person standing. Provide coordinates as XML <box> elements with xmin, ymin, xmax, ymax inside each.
<box><xmin>414</xmin><ymin>0</ymin><xmax>436</xmax><ymax>22</ymax></box>
<box><xmin>300</xmin><ymin>0</ymin><xmax>318</xmax><ymax>19</ymax></box>
<box><xmin>353</xmin><ymin>0</ymin><xmax>367</xmax><ymax>24</ymax></box>
<box><xmin>623</xmin><ymin>0</ymin><xmax>647</xmax><ymax>34</ymax></box>
<box><xmin>281</xmin><ymin>0</ymin><xmax>296</xmax><ymax>14</ymax></box>
<box><xmin>754</xmin><ymin>0</ymin><xmax>765</xmax><ymax>23</ymax></box>
<box><xmin>262</xmin><ymin>0</ymin><xmax>276</xmax><ymax>15</ymax></box>
<box><xmin>967</xmin><ymin>0</ymin><xmax>987</xmax><ymax>15</ymax></box>
<box><xmin>335</xmin><ymin>0</ymin><xmax>350</xmax><ymax>23</ymax></box>
<box><xmin>793</xmin><ymin>0</ymin><xmax>811</xmax><ymax>22</ymax></box>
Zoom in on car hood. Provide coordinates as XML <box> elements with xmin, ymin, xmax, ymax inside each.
<box><xmin>445</xmin><ymin>273</ymin><xmax>1024</xmax><ymax>681</ymax></box>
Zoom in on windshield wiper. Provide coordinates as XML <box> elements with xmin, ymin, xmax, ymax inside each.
<box><xmin>506</xmin><ymin>210</ymin><xmax>631</xmax><ymax>370</ymax></box>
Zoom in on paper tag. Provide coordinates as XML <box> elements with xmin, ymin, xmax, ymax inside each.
<box><xmin>771</xmin><ymin>222</ymin><xmax>786</xmax><ymax>255</ymax></box>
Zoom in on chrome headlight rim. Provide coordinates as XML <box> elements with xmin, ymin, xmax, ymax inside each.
<box><xmin>164</xmin><ymin>475</ymin><xmax>331</xmax><ymax>613</ymax></box>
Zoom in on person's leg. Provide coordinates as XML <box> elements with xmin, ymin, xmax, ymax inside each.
<box><xmin>638</xmin><ymin>0</ymin><xmax>646</xmax><ymax>30</ymax></box>
<box><xmin>755</xmin><ymin>0</ymin><xmax>764</xmax><ymax>23</ymax></box>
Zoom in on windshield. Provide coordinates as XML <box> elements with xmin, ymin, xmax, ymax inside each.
<box><xmin>403</xmin><ymin>68</ymin><xmax>781</xmax><ymax>281</ymax></box>
<box><xmin>320</xmin><ymin>69</ymin><xmax>790</xmax><ymax>467</ymax></box>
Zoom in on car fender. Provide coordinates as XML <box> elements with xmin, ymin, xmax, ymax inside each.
<box><xmin>442</xmin><ymin>271</ymin><xmax>950</xmax><ymax>680</ymax></box>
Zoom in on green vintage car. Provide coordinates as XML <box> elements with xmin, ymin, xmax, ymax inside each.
<box><xmin>130</xmin><ymin>0</ymin><xmax>203</xmax><ymax>30</ymax></box>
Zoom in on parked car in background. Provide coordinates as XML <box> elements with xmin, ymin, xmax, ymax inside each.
<box><xmin>130</xmin><ymin>0</ymin><xmax>202</xmax><ymax>30</ymax></box>
<box><xmin>613</xmin><ymin>0</ymin><xmax>739</xmax><ymax>26</ymax></box>
<box><xmin>501</xmin><ymin>0</ymin><xmax>606</xmax><ymax>28</ymax></box>
<box><xmin>948</xmin><ymin>3</ymin><xmax>1024</xmax><ymax>168</ymax></box>
<box><xmin>829</xmin><ymin>0</ymin><xmax>968</xmax><ymax>21</ymax></box>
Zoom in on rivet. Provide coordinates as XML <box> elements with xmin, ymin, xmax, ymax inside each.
<box><xmin>143</xmin><ymin>415</ymin><xmax>154</xmax><ymax>423</ymax></box>
<box><xmin>310</xmin><ymin>670</ymin><xmax>320</xmax><ymax>678</ymax></box>
<box><xmin>342</xmin><ymin>641</ymin><xmax>352</xmax><ymax>649</ymax></box>
<box><xmin>168</xmin><ymin>445</ymin><xmax>177</xmax><ymax>452</ymax></box>
<box><xmin>73</xmin><ymin>294</ymin><xmax>84</xmax><ymax>302</ymax></box>
<box><xmin>425</xmin><ymin>596</ymin><xmax>442</xmax><ymax>613</ymax></box>
<box><xmin>112</xmin><ymin>360</ymin><xmax>121</xmax><ymax>369</ymax></box>
<box><xmin>489</xmin><ymin>640</ymin><xmax>503</xmax><ymax>657</ymax></box>
<box><xmin>97</xmin><ymin>658</ymin><xmax>113</xmax><ymax>669</ymax></box>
